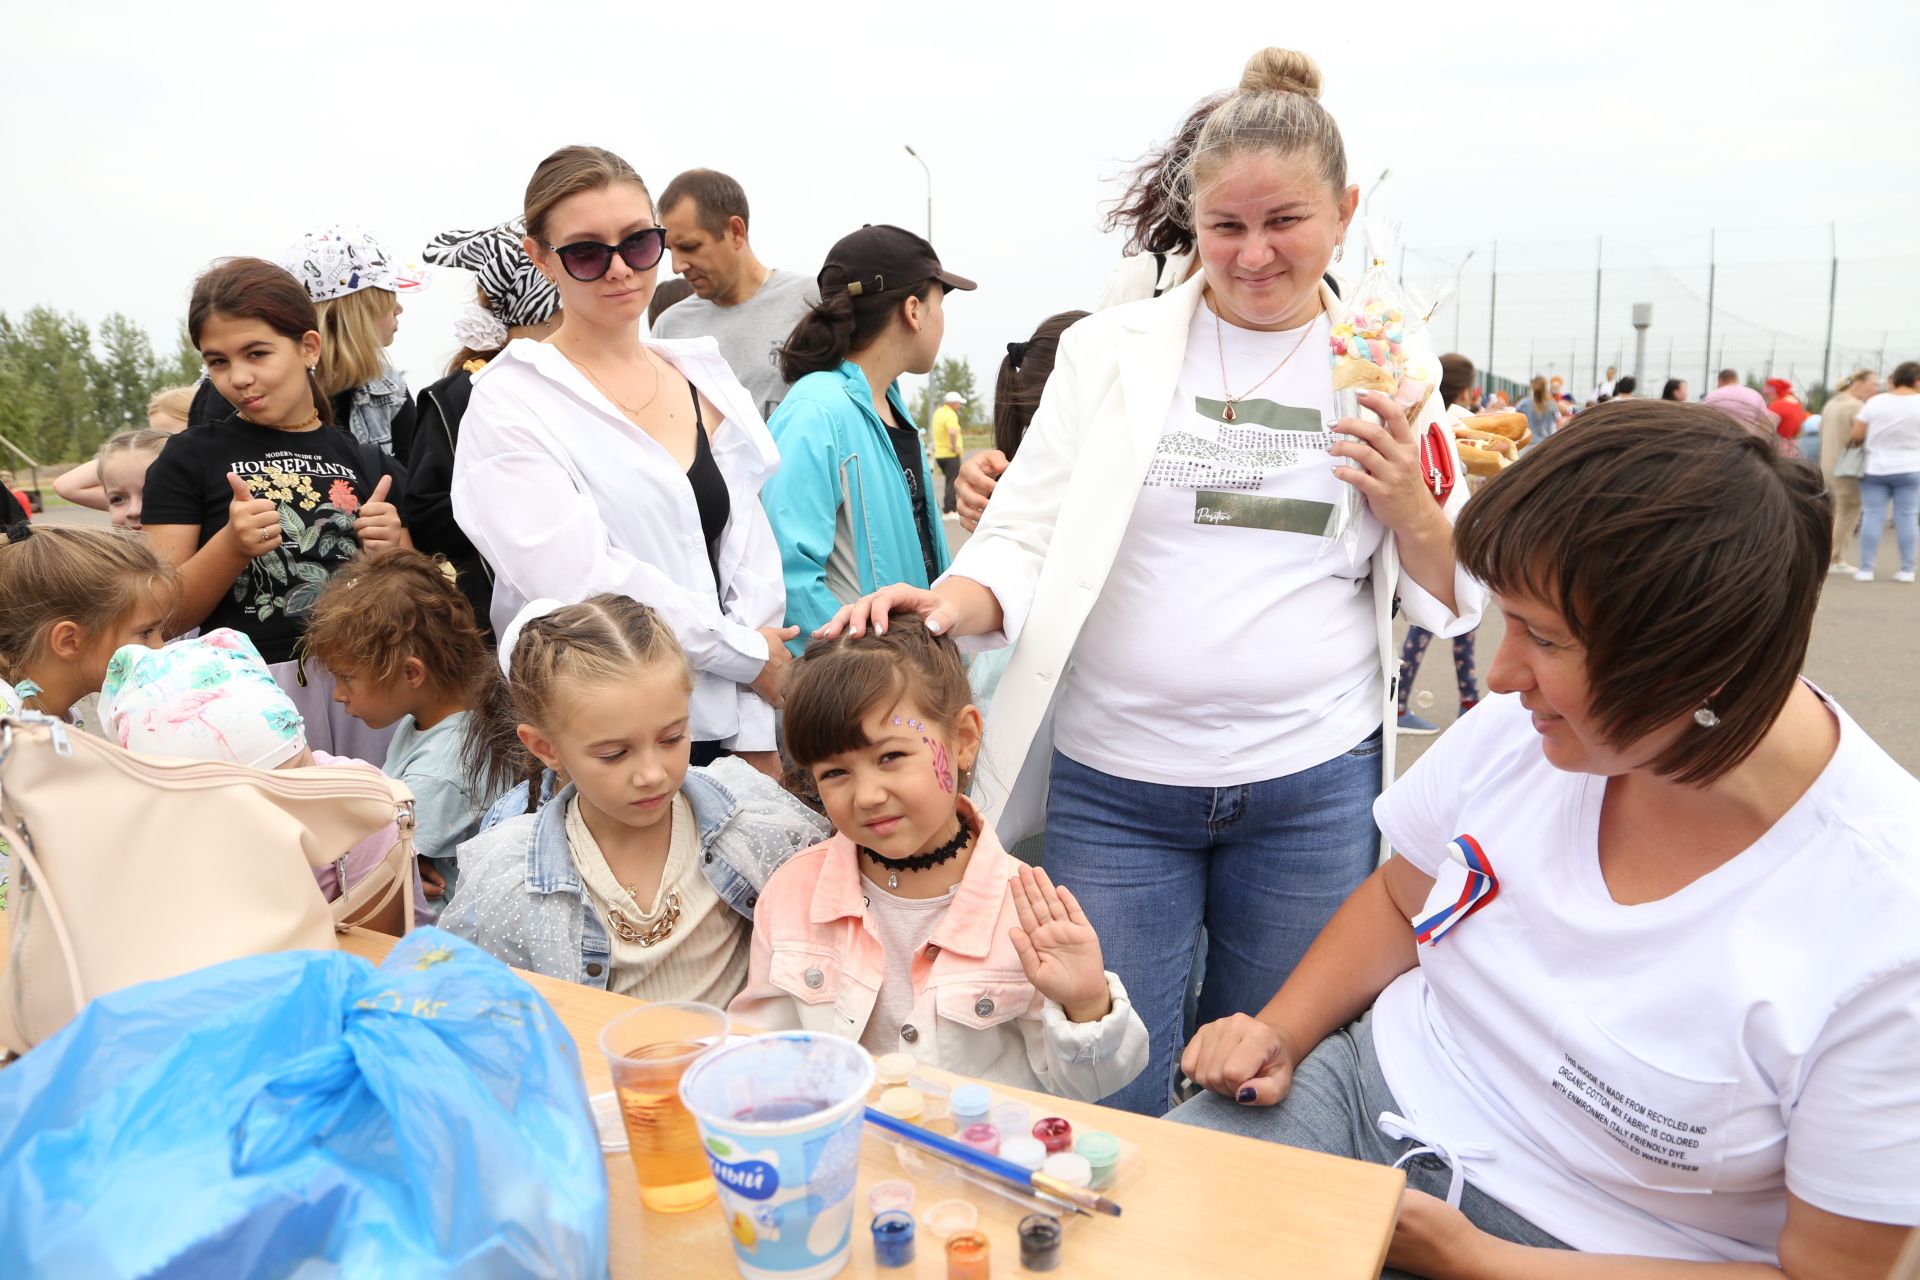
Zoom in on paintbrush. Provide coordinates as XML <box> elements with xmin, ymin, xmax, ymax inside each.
<box><xmin>863</xmin><ymin>1107</ymin><xmax>1122</xmax><ymax>1217</ymax></box>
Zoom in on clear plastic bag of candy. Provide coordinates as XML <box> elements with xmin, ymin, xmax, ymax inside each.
<box><xmin>1321</xmin><ymin>217</ymin><xmax>1439</xmax><ymax>567</ymax></box>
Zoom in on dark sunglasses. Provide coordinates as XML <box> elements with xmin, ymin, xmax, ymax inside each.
<box><xmin>544</xmin><ymin>227</ymin><xmax>668</xmax><ymax>282</ymax></box>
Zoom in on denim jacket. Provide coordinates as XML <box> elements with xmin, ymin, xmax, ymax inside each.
<box><xmin>344</xmin><ymin>369</ymin><xmax>411</xmax><ymax>454</ymax></box>
<box><xmin>761</xmin><ymin>361</ymin><xmax>952</xmax><ymax>652</ymax></box>
<box><xmin>440</xmin><ymin>756</ymin><xmax>829</xmax><ymax>991</ymax></box>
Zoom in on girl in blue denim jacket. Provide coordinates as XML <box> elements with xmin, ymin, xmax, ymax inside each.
<box><xmin>440</xmin><ymin>595</ymin><xmax>827</xmax><ymax>1001</ymax></box>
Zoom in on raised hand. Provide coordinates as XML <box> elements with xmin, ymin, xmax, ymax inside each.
<box><xmin>354</xmin><ymin>474</ymin><xmax>404</xmax><ymax>552</ymax></box>
<box><xmin>1008</xmin><ymin>864</ymin><xmax>1112</xmax><ymax>1023</ymax></box>
<box><xmin>223</xmin><ymin>473</ymin><xmax>283</xmax><ymax>560</ymax></box>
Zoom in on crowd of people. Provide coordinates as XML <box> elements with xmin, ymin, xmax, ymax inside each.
<box><xmin>2</xmin><ymin>42</ymin><xmax>1916</xmax><ymax>1280</ymax></box>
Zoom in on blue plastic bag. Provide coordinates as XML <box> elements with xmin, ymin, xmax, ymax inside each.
<box><xmin>0</xmin><ymin>927</ymin><xmax>608</xmax><ymax>1278</ymax></box>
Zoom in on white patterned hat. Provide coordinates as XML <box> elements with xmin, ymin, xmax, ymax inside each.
<box><xmin>278</xmin><ymin>225</ymin><xmax>432</xmax><ymax>303</ymax></box>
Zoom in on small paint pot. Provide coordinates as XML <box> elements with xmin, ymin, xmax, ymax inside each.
<box><xmin>874</xmin><ymin>1052</ymin><xmax>916</xmax><ymax>1088</ymax></box>
<box><xmin>871</xmin><ymin>1210</ymin><xmax>915</xmax><ymax>1269</ymax></box>
<box><xmin>868</xmin><ymin>1179</ymin><xmax>916</xmax><ymax>1215</ymax></box>
<box><xmin>1018</xmin><ymin>1212</ymin><xmax>1064</xmax><ymax>1272</ymax></box>
<box><xmin>923</xmin><ymin>1198</ymin><xmax>980</xmax><ymax>1241</ymax></box>
<box><xmin>1074</xmin><ymin>1130</ymin><xmax>1121</xmax><ymax>1190</ymax></box>
<box><xmin>1042</xmin><ymin>1151</ymin><xmax>1093</xmax><ymax>1189</ymax></box>
<box><xmin>959</xmin><ymin>1122</ymin><xmax>1000</xmax><ymax>1156</ymax></box>
<box><xmin>945</xmin><ymin>1228</ymin><xmax>991</xmax><ymax>1280</ymax></box>
<box><xmin>947</xmin><ymin>1083</ymin><xmax>993</xmax><ymax>1126</ymax></box>
<box><xmin>878</xmin><ymin>1086</ymin><xmax>924</xmax><ymax>1122</ymax></box>
<box><xmin>1000</xmin><ymin>1135</ymin><xmax>1048</xmax><ymax>1172</ymax></box>
<box><xmin>990</xmin><ymin>1100</ymin><xmax>1030</xmax><ymax>1136</ymax></box>
<box><xmin>1032</xmin><ymin>1116</ymin><xmax>1073</xmax><ymax>1154</ymax></box>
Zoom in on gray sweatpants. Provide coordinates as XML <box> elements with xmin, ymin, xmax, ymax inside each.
<box><xmin>1169</xmin><ymin>1017</ymin><xmax>1569</xmax><ymax>1279</ymax></box>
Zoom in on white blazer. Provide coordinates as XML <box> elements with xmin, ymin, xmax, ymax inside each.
<box><xmin>947</xmin><ymin>272</ymin><xmax>1484</xmax><ymax>847</ymax></box>
<box><xmin>452</xmin><ymin>336</ymin><xmax>787</xmax><ymax>750</ymax></box>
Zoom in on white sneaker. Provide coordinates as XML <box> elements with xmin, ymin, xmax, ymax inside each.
<box><xmin>1829</xmin><ymin>561</ymin><xmax>1858</xmax><ymax>574</ymax></box>
<box><xmin>1897</xmin><ymin>571</ymin><xmax>1916</xmax><ymax>584</ymax></box>
<box><xmin>1853</xmin><ymin>570</ymin><xmax>1876</xmax><ymax>582</ymax></box>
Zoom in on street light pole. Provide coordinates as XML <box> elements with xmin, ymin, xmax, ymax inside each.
<box><xmin>1434</xmin><ymin>249</ymin><xmax>1475</xmax><ymax>351</ymax></box>
<box><xmin>904</xmin><ymin>145</ymin><xmax>932</xmax><ymax>242</ymax></box>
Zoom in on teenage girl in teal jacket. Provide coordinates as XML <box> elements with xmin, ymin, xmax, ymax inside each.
<box><xmin>761</xmin><ymin>226</ymin><xmax>974</xmax><ymax>652</ymax></box>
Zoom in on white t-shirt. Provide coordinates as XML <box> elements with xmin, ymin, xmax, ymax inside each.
<box><xmin>1368</xmin><ymin>691</ymin><xmax>1920</xmax><ymax>1263</ymax></box>
<box><xmin>1858</xmin><ymin>391</ymin><xmax>1920</xmax><ymax>475</ymax></box>
<box><xmin>857</xmin><ymin>879</ymin><xmax>958</xmax><ymax>1057</ymax></box>
<box><xmin>1053</xmin><ymin>305</ymin><xmax>1382</xmax><ymax>786</ymax></box>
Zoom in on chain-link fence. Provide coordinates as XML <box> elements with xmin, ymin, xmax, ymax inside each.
<box><xmin>1398</xmin><ymin>223</ymin><xmax>1919</xmax><ymax>409</ymax></box>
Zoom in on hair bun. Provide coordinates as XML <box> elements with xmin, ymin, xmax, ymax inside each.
<box><xmin>1238</xmin><ymin>47</ymin><xmax>1322</xmax><ymax>99</ymax></box>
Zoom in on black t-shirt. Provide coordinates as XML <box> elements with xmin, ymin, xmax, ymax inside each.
<box><xmin>884</xmin><ymin>422</ymin><xmax>940</xmax><ymax>583</ymax></box>
<box><xmin>0</xmin><ymin>485</ymin><xmax>27</xmax><ymax>526</ymax></box>
<box><xmin>143</xmin><ymin>412</ymin><xmax>407</xmax><ymax>664</ymax></box>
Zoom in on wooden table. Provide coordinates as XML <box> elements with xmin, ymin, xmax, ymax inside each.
<box><xmin>336</xmin><ymin>929</ymin><xmax>1404</xmax><ymax>1279</ymax></box>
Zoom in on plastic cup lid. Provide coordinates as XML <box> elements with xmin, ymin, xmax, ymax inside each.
<box><xmin>874</xmin><ymin>1051</ymin><xmax>916</xmax><ymax>1083</ymax></box>
<box><xmin>948</xmin><ymin>1083</ymin><xmax>992</xmax><ymax>1114</ymax></box>
<box><xmin>1043</xmin><ymin>1152</ymin><xmax>1093</xmax><ymax>1186</ymax></box>
<box><xmin>878</xmin><ymin>1086</ymin><xmax>924</xmax><ymax>1118</ymax></box>
<box><xmin>1000</xmin><ymin>1135</ymin><xmax>1048</xmax><ymax>1170</ymax></box>
<box><xmin>923</xmin><ymin>1199</ymin><xmax>979</xmax><ymax>1239</ymax></box>
<box><xmin>868</xmin><ymin>1179</ymin><xmax>916</xmax><ymax>1214</ymax></box>
<box><xmin>1075</xmin><ymin>1130</ymin><xmax>1121</xmax><ymax>1164</ymax></box>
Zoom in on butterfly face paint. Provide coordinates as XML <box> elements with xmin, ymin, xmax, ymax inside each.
<box><xmin>927</xmin><ymin>738</ymin><xmax>955</xmax><ymax>794</ymax></box>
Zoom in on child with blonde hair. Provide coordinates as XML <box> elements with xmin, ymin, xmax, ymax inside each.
<box><xmin>730</xmin><ymin>618</ymin><xmax>1149</xmax><ymax>1101</ymax></box>
<box><xmin>441</xmin><ymin>595</ymin><xmax>827</xmax><ymax>1000</ymax></box>
<box><xmin>0</xmin><ymin>524</ymin><xmax>172</xmax><ymax>730</ymax></box>
<box><xmin>50</xmin><ymin>386</ymin><xmax>193</xmax><ymax>511</ymax></box>
<box><xmin>303</xmin><ymin>549</ymin><xmax>514</xmax><ymax>905</ymax></box>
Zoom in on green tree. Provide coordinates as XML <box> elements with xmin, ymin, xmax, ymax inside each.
<box><xmin>908</xmin><ymin>356</ymin><xmax>981</xmax><ymax>427</ymax></box>
<box><xmin>93</xmin><ymin>313</ymin><xmax>160</xmax><ymax>437</ymax></box>
<box><xmin>164</xmin><ymin>323</ymin><xmax>203</xmax><ymax>386</ymax></box>
<box><xmin>0</xmin><ymin>309</ymin><xmax>196</xmax><ymax>467</ymax></box>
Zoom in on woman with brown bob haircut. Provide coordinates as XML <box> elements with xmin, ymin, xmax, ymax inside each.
<box><xmin>1174</xmin><ymin>401</ymin><xmax>1920</xmax><ymax>1277</ymax></box>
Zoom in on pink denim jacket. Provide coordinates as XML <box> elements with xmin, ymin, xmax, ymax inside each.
<box><xmin>729</xmin><ymin>804</ymin><xmax>1148</xmax><ymax>1101</ymax></box>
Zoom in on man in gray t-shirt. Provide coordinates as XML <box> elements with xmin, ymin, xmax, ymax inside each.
<box><xmin>652</xmin><ymin>168</ymin><xmax>819</xmax><ymax>419</ymax></box>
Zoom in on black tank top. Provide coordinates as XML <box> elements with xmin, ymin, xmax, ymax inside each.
<box><xmin>684</xmin><ymin>384</ymin><xmax>730</xmax><ymax>592</ymax></box>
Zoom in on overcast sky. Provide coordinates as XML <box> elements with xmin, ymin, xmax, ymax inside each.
<box><xmin>4</xmin><ymin>0</ymin><xmax>1915</xmax><ymax>406</ymax></box>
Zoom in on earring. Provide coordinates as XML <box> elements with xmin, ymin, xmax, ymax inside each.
<box><xmin>1334</xmin><ymin>245</ymin><xmax>1345</xmax><ymax>263</ymax></box>
<box><xmin>1693</xmin><ymin>703</ymin><xmax>1720</xmax><ymax>729</ymax></box>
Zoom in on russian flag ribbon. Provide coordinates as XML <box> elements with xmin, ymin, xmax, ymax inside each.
<box><xmin>1413</xmin><ymin>835</ymin><xmax>1499</xmax><ymax>946</ymax></box>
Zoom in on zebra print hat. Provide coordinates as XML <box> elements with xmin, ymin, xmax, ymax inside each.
<box><xmin>422</xmin><ymin>219</ymin><xmax>560</xmax><ymax>337</ymax></box>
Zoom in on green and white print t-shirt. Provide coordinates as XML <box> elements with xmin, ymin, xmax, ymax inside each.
<box><xmin>1054</xmin><ymin>303</ymin><xmax>1383</xmax><ymax>787</ymax></box>
<box><xmin>144</xmin><ymin>413</ymin><xmax>406</xmax><ymax>664</ymax></box>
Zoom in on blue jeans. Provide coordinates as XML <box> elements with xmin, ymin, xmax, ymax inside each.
<box><xmin>1044</xmin><ymin>731</ymin><xmax>1383</xmax><ymax>1115</ymax></box>
<box><xmin>1858</xmin><ymin>471</ymin><xmax>1920</xmax><ymax>574</ymax></box>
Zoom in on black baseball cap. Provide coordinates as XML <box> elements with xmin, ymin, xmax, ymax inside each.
<box><xmin>817</xmin><ymin>224</ymin><xmax>977</xmax><ymax>299</ymax></box>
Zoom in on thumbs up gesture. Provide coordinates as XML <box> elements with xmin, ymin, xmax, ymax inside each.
<box><xmin>222</xmin><ymin>473</ymin><xmax>282</xmax><ymax>560</ymax></box>
<box><xmin>354</xmin><ymin>473</ymin><xmax>404</xmax><ymax>553</ymax></box>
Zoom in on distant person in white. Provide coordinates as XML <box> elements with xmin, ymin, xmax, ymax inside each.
<box><xmin>652</xmin><ymin>168</ymin><xmax>818</xmax><ymax>419</ymax></box>
<box><xmin>1590</xmin><ymin>364</ymin><xmax>1617</xmax><ymax>402</ymax></box>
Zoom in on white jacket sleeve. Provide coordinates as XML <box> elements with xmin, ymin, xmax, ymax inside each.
<box><xmin>717</xmin><ymin>499</ymin><xmax>785</xmax><ymax>748</ymax></box>
<box><xmin>452</xmin><ymin>392</ymin><xmax>772</xmax><ymax>685</ymax></box>
<box><xmin>1017</xmin><ymin>970</ymin><xmax>1151</xmax><ymax>1104</ymax></box>
<box><xmin>939</xmin><ymin>326</ymin><xmax>1095</xmax><ymax>650</ymax></box>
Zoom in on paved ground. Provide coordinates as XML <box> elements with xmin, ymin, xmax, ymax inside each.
<box><xmin>1396</xmin><ymin>571</ymin><xmax>1917</xmax><ymax>775</ymax></box>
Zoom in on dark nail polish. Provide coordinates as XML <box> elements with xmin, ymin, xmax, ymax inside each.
<box><xmin>1237</xmin><ymin>1087</ymin><xmax>1256</xmax><ymax>1103</ymax></box>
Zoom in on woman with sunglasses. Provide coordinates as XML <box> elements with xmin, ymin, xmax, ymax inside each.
<box><xmin>452</xmin><ymin>145</ymin><xmax>793</xmax><ymax>776</ymax></box>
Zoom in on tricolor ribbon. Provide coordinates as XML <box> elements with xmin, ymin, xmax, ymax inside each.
<box><xmin>1412</xmin><ymin>835</ymin><xmax>1499</xmax><ymax>945</ymax></box>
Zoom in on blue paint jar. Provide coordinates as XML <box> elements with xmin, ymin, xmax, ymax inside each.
<box><xmin>872</xmin><ymin>1209</ymin><xmax>916</xmax><ymax>1269</ymax></box>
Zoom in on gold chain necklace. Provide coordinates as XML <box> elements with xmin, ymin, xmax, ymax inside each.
<box><xmin>239</xmin><ymin>408</ymin><xmax>320</xmax><ymax>429</ymax></box>
<box><xmin>607</xmin><ymin>886</ymin><xmax>681</xmax><ymax>946</ymax></box>
<box><xmin>559</xmin><ymin>346</ymin><xmax>660</xmax><ymax>420</ymax></box>
<box><xmin>1211</xmin><ymin>295</ymin><xmax>1320</xmax><ymax>423</ymax></box>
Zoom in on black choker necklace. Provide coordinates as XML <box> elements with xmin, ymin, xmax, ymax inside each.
<box><xmin>861</xmin><ymin>821</ymin><xmax>973</xmax><ymax>889</ymax></box>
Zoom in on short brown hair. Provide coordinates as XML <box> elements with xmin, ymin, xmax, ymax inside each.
<box><xmin>1891</xmin><ymin>361</ymin><xmax>1919</xmax><ymax>390</ymax></box>
<box><xmin>1455</xmin><ymin>400</ymin><xmax>1830</xmax><ymax>785</ymax></box>
<box><xmin>782</xmin><ymin>616</ymin><xmax>972</xmax><ymax>781</ymax></box>
<box><xmin>659</xmin><ymin>168</ymin><xmax>749</xmax><ymax>239</ymax></box>
<box><xmin>303</xmin><ymin>549</ymin><xmax>517</xmax><ymax>796</ymax></box>
<box><xmin>1438</xmin><ymin>353</ymin><xmax>1477</xmax><ymax>408</ymax></box>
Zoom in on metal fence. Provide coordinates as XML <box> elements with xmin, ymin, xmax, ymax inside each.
<box><xmin>1396</xmin><ymin>223</ymin><xmax>1920</xmax><ymax>409</ymax></box>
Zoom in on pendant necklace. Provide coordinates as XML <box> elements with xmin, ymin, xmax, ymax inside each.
<box><xmin>560</xmin><ymin>346</ymin><xmax>661</xmax><ymax>421</ymax></box>
<box><xmin>1212</xmin><ymin>296</ymin><xmax>1319</xmax><ymax>423</ymax></box>
<box><xmin>863</xmin><ymin>821</ymin><xmax>973</xmax><ymax>890</ymax></box>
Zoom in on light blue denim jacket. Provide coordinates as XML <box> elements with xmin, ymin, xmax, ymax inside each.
<box><xmin>761</xmin><ymin>361</ymin><xmax>952</xmax><ymax>653</ymax></box>
<box><xmin>440</xmin><ymin>757</ymin><xmax>829</xmax><ymax>991</ymax></box>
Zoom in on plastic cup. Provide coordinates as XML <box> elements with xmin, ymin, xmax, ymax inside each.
<box><xmin>680</xmin><ymin>1032</ymin><xmax>876</xmax><ymax>1280</ymax></box>
<box><xmin>599</xmin><ymin>1001</ymin><xmax>729</xmax><ymax>1213</ymax></box>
